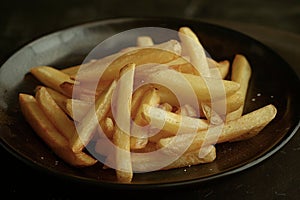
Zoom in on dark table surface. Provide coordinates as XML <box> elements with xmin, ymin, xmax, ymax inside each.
<box><xmin>1</xmin><ymin>0</ymin><xmax>300</xmax><ymax>199</ymax></box>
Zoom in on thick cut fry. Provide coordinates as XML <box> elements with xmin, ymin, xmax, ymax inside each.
<box><xmin>30</xmin><ymin>66</ymin><xmax>77</xmax><ymax>97</ymax></box>
<box><xmin>146</xmin><ymin>69</ymin><xmax>240</xmax><ymax>102</ymax></box>
<box><xmin>130</xmin><ymin>87</ymin><xmax>160</xmax><ymax>149</ymax></box>
<box><xmin>98</xmin><ymin>117</ymin><xmax>115</xmax><ymax>139</ymax></box>
<box><xmin>75</xmin><ymin>40</ymin><xmax>181</xmax><ymax>82</ymax></box>
<box><xmin>142</xmin><ymin>104</ymin><xmax>208</xmax><ymax>135</ymax></box>
<box><xmin>226</xmin><ymin>54</ymin><xmax>252</xmax><ymax>122</ymax></box>
<box><xmin>19</xmin><ymin>93</ymin><xmax>97</xmax><ymax>167</ymax></box>
<box><xmin>65</xmin><ymin>98</ymin><xmax>92</xmax><ymax>121</ymax></box>
<box><xmin>131</xmin><ymin>84</ymin><xmax>152</xmax><ymax>116</ymax></box>
<box><xmin>112</xmin><ymin>63</ymin><xmax>135</xmax><ymax>183</ymax></box>
<box><xmin>72</xmin><ymin>79</ymin><xmax>117</xmax><ymax>153</ymax></box>
<box><xmin>41</xmin><ymin>86</ymin><xmax>69</xmax><ymax>114</ymax></box>
<box><xmin>169</xmin><ymin>57</ymin><xmax>229</xmax><ymax>78</ymax></box>
<box><xmin>207</xmin><ymin>58</ymin><xmax>230</xmax><ymax>79</ymax></box>
<box><xmin>35</xmin><ymin>86</ymin><xmax>76</xmax><ymax>141</ymax></box>
<box><xmin>162</xmin><ymin>145</ymin><xmax>216</xmax><ymax>170</ymax></box>
<box><xmin>158</xmin><ymin>104</ymin><xmax>277</xmax><ymax>152</ymax></box>
<box><xmin>179</xmin><ymin>27</ymin><xmax>210</xmax><ymax>77</ymax></box>
<box><xmin>216</xmin><ymin>60</ymin><xmax>230</xmax><ymax>79</ymax></box>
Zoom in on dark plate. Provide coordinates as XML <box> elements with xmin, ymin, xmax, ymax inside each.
<box><xmin>0</xmin><ymin>17</ymin><xmax>299</xmax><ymax>190</ymax></box>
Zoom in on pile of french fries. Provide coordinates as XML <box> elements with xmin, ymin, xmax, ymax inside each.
<box><xmin>19</xmin><ymin>26</ymin><xmax>277</xmax><ymax>183</ymax></box>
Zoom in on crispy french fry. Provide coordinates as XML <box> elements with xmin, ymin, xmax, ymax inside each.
<box><xmin>112</xmin><ymin>63</ymin><xmax>135</xmax><ymax>183</ymax></box>
<box><xmin>226</xmin><ymin>54</ymin><xmax>252</xmax><ymax>122</ymax></box>
<box><xmin>161</xmin><ymin>145</ymin><xmax>216</xmax><ymax>170</ymax></box>
<box><xmin>19</xmin><ymin>93</ymin><xmax>97</xmax><ymax>167</ymax></box>
<box><xmin>65</xmin><ymin>98</ymin><xmax>92</xmax><ymax>121</ymax></box>
<box><xmin>131</xmin><ymin>84</ymin><xmax>152</xmax><ymax>116</ymax></box>
<box><xmin>60</xmin><ymin>59</ymin><xmax>98</xmax><ymax>76</ymax></box>
<box><xmin>98</xmin><ymin>117</ymin><xmax>115</xmax><ymax>139</ymax></box>
<box><xmin>142</xmin><ymin>104</ymin><xmax>209</xmax><ymax>135</ymax></box>
<box><xmin>72</xmin><ymin>79</ymin><xmax>117</xmax><ymax>153</ymax></box>
<box><xmin>158</xmin><ymin>104</ymin><xmax>277</xmax><ymax>152</ymax></box>
<box><xmin>75</xmin><ymin>40</ymin><xmax>181</xmax><ymax>82</ymax></box>
<box><xmin>130</xmin><ymin>87</ymin><xmax>160</xmax><ymax>149</ymax></box>
<box><xmin>207</xmin><ymin>58</ymin><xmax>230</xmax><ymax>79</ymax></box>
<box><xmin>201</xmin><ymin>103</ymin><xmax>224</xmax><ymax>125</ymax></box>
<box><xmin>30</xmin><ymin>66</ymin><xmax>77</xmax><ymax>97</ymax></box>
<box><xmin>217</xmin><ymin>60</ymin><xmax>230</xmax><ymax>79</ymax></box>
<box><xmin>35</xmin><ymin>86</ymin><xmax>76</xmax><ymax>141</ymax></box>
<box><xmin>40</xmin><ymin>86</ymin><xmax>69</xmax><ymax>114</ymax></box>
<box><xmin>146</xmin><ymin>69</ymin><xmax>240</xmax><ymax>102</ymax></box>
<box><xmin>179</xmin><ymin>27</ymin><xmax>210</xmax><ymax>77</ymax></box>
<box><xmin>61</xmin><ymin>65</ymin><xmax>80</xmax><ymax>76</ymax></box>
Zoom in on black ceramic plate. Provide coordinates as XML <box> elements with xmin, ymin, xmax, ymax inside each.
<box><xmin>0</xmin><ymin>17</ymin><xmax>299</xmax><ymax>189</ymax></box>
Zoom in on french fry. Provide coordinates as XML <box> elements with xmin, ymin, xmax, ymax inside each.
<box><xmin>131</xmin><ymin>84</ymin><xmax>152</xmax><ymax>116</ymax></box>
<box><xmin>30</xmin><ymin>66</ymin><xmax>77</xmax><ymax>97</ymax></box>
<box><xmin>98</xmin><ymin>117</ymin><xmax>115</xmax><ymax>139</ymax></box>
<box><xmin>226</xmin><ymin>54</ymin><xmax>252</xmax><ymax>122</ymax></box>
<box><xmin>179</xmin><ymin>26</ymin><xmax>210</xmax><ymax>77</ymax></box>
<box><xmin>130</xmin><ymin>87</ymin><xmax>160</xmax><ymax>149</ymax></box>
<box><xmin>146</xmin><ymin>69</ymin><xmax>240</xmax><ymax>102</ymax></box>
<box><xmin>19</xmin><ymin>93</ymin><xmax>97</xmax><ymax>167</ymax></box>
<box><xmin>112</xmin><ymin>63</ymin><xmax>135</xmax><ymax>183</ymax></box>
<box><xmin>35</xmin><ymin>86</ymin><xmax>76</xmax><ymax>141</ymax></box>
<box><xmin>161</xmin><ymin>145</ymin><xmax>216</xmax><ymax>170</ymax></box>
<box><xmin>207</xmin><ymin>58</ymin><xmax>230</xmax><ymax>79</ymax></box>
<box><xmin>75</xmin><ymin>40</ymin><xmax>181</xmax><ymax>82</ymax></box>
<box><xmin>60</xmin><ymin>59</ymin><xmax>98</xmax><ymax>76</ymax></box>
<box><xmin>217</xmin><ymin>60</ymin><xmax>230</xmax><ymax>79</ymax></box>
<box><xmin>158</xmin><ymin>104</ymin><xmax>277</xmax><ymax>152</ymax></box>
<box><xmin>72</xmin><ymin>79</ymin><xmax>117</xmax><ymax>153</ymax></box>
<box><xmin>40</xmin><ymin>86</ymin><xmax>69</xmax><ymax>114</ymax></box>
<box><xmin>65</xmin><ymin>98</ymin><xmax>92</xmax><ymax>121</ymax></box>
<box><xmin>142</xmin><ymin>104</ymin><xmax>209</xmax><ymax>135</ymax></box>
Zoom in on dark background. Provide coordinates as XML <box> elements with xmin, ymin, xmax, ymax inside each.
<box><xmin>1</xmin><ymin>0</ymin><xmax>299</xmax><ymax>199</ymax></box>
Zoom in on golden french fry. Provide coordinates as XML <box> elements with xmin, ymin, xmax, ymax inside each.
<box><xmin>142</xmin><ymin>104</ymin><xmax>209</xmax><ymax>135</ymax></box>
<box><xmin>131</xmin><ymin>84</ymin><xmax>152</xmax><ymax>116</ymax></box>
<box><xmin>175</xmin><ymin>104</ymin><xmax>198</xmax><ymax>117</ymax></box>
<box><xmin>147</xmin><ymin>69</ymin><xmax>240</xmax><ymax>102</ymax></box>
<box><xmin>72</xmin><ymin>79</ymin><xmax>117</xmax><ymax>153</ymax></box>
<box><xmin>217</xmin><ymin>60</ymin><xmax>230</xmax><ymax>79</ymax></box>
<box><xmin>159</xmin><ymin>104</ymin><xmax>277</xmax><ymax>152</ymax></box>
<box><xmin>179</xmin><ymin>27</ymin><xmax>210</xmax><ymax>77</ymax></box>
<box><xmin>148</xmin><ymin>129</ymin><xmax>174</xmax><ymax>143</ymax></box>
<box><xmin>226</xmin><ymin>54</ymin><xmax>252</xmax><ymax>122</ymax></box>
<box><xmin>207</xmin><ymin>58</ymin><xmax>230</xmax><ymax>79</ymax></box>
<box><xmin>40</xmin><ymin>86</ymin><xmax>69</xmax><ymax>114</ymax></box>
<box><xmin>112</xmin><ymin>63</ymin><xmax>135</xmax><ymax>183</ymax></box>
<box><xmin>75</xmin><ymin>40</ymin><xmax>181</xmax><ymax>82</ymax></box>
<box><xmin>30</xmin><ymin>66</ymin><xmax>77</xmax><ymax>97</ymax></box>
<box><xmin>35</xmin><ymin>86</ymin><xmax>76</xmax><ymax>141</ymax></box>
<box><xmin>60</xmin><ymin>59</ymin><xmax>99</xmax><ymax>77</ymax></box>
<box><xmin>130</xmin><ymin>87</ymin><xmax>160</xmax><ymax>149</ymax></box>
<box><xmin>98</xmin><ymin>117</ymin><xmax>115</xmax><ymax>139</ymax></box>
<box><xmin>169</xmin><ymin>57</ymin><xmax>229</xmax><ymax>78</ymax></box>
<box><xmin>60</xmin><ymin>65</ymin><xmax>80</xmax><ymax>76</ymax></box>
<box><xmin>161</xmin><ymin>145</ymin><xmax>216</xmax><ymax>170</ymax></box>
<box><xmin>19</xmin><ymin>93</ymin><xmax>97</xmax><ymax>167</ymax></box>
<box><xmin>201</xmin><ymin>103</ymin><xmax>224</xmax><ymax>125</ymax></box>
<box><xmin>65</xmin><ymin>98</ymin><xmax>92</xmax><ymax>121</ymax></box>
